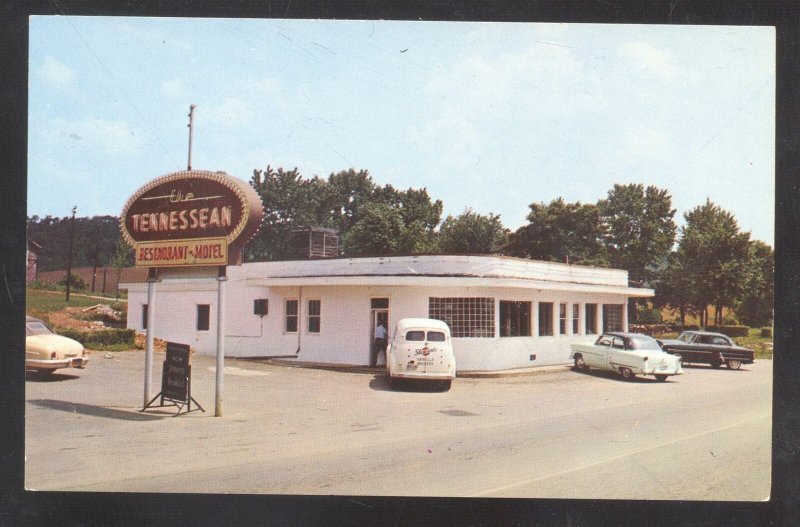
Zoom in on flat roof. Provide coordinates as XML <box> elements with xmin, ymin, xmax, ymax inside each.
<box><xmin>121</xmin><ymin>255</ymin><xmax>654</xmax><ymax>297</ymax></box>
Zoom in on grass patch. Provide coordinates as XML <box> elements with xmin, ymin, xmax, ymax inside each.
<box><xmin>26</xmin><ymin>289</ymin><xmax>102</xmax><ymax>317</ymax></box>
<box><xmin>737</xmin><ymin>329</ymin><xmax>773</xmax><ymax>360</ymax></box>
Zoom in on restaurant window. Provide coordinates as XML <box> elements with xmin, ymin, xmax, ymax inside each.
<box><xmin>559</xmin><ymin>303</ymin><xmax>567</xmax><ymax>335</ymax></box>
<box><xmin>572</xmin><ymin>303</ymin><xmax>580</xmax><ymax>335</ymax></box>
<box><xmin>603</xmin><ymin>304</ymin><xmax>624</xmax><ymax>332</ymax></box>
<box><xmin>142</xmin><ymin>304</ymin><xmax>148</xmax><ymax>330</ymax></box>
<box><xmin>585</xmin><ymin>303</ymin><xmax>598</xmax><ymax>334</ymax></box>
<box><xmin>197</xmin><ymin>304</ymin><xmax>210</xmax><ymax>331</ymax></box>
<box><xmin>538</xmin><ymin>302</ymin><xmax>554</xmax><ymax>336</ymax></box>
<box><xmin>285</xmin><ymin>299</ymin><xmax>298</xmax><ymax>333</ymax></box>
<box><xmin>429</xmin><ymin>297</ymin><xmax>494</xmax><ymax>338</ymax></box>
<box><xmin>500</xmin><ymin>301</ymin><xmax>531</xmax><ymax>337</ymax></box>
<box><xmin>307</xmin><ymin>299</ymin><xmax>321</xmax><ymax>333</ymax></box>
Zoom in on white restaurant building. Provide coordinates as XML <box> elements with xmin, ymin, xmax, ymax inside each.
<box><xmin>121</xmin><ymin>254</ymin><xmax>654</xmax><ymax>372</ymax></box>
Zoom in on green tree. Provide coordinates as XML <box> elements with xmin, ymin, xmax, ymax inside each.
<box><xmin>507</xmin><ymin>198</ymin><xmax>609</xmax><ymax>266</ymax></box>
<box><xmin>437</xmin><ymin>208</ymin><xmax>509</xmax><ymax>254</ymax></box>
<box><xmin>679</xmin><ymin>199</ymin><xmax>751</xmax><ymax>326</ymax></box>
<box><xmin>247</xmin><ymin>165</ymin><xmax>318</xmax><ymax>261</ymax></box>
<box><xmin>598</xmin><ymin>184</ymin><xmax>677</xmax><ymax>284</ymax></box>
<box><xmin>27</xmin><ymin>214</ymin><xmax>126</xmax><ymax>272</ymax></box>
<box><xmin>342</xmin><ymin>202</ymin><xmax>405</xmax><ymax>256</ymax></box>
<box><xmin>653</xmin><ymin>250</ymin><xmax>695</xmax><ymax>325</ymax></box>
<box><xmin>737</xmin><ymin>240</ymin><xmax>774</xmax><ymax>327</ymax></box>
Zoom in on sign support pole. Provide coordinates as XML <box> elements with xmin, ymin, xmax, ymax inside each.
<box><xmin>215</xmin><ymin>265</ymin><xmax>227</xmax><ymax>417</ymax></box>
<box><xmin>144</xmin><ymin>267</ymin><xmax>158</xmax><ymax>408</ymax></box>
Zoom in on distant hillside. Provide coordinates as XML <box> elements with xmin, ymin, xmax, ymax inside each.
<box><xmin>27</xmin><ymin>215</ymin><xmax>132</xmax><ymax>272</ymax></box>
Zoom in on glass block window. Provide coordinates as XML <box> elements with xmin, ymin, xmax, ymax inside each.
<box><xmin>538</xmin><ymin>302</ymin><xmax>554</xmax><ymax>336</ymax></box>
<box><xmin>307</xmin><ymin>299</ymin><xmax>321</xmax><ymax>333</ymax></box>
<box><xmin>500</xmin><ymin>301</ymin><xmax>531</xmax><ymax>337</ymax></box>
<box><xmin>285</xmin><ymin>299</ymin><xmax>298</xmax><ymax>333</ymax></box>
<box><xmin>603</xmin><ymin>304</ymin><xmax>624</xmax><ymax>332</ymax></box>
<box><xmin>429</xmin><ymin>297</ymin><xmax>494</xmax><ymax>338</ymax></box>
<box><xmin>585</xmin><ymin>303</ymin><xmax>598</xmax><ymax>334</ymax></box>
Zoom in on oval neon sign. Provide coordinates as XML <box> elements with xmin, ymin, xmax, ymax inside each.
<box><xmin>120</xmin><ymin>170</ymin><xmax>262</xmax><ymax>246</ymax></box>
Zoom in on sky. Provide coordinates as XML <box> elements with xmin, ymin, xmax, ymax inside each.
<box><xmin>28</xmin><ymin>17</ymin><xmax>775</xmax><ymax>246</ymax></box>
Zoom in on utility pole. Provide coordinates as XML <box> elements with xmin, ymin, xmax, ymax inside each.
<box><xmin>65</xmin><ymin>206</ymin><xmax>77</xmax><ymax>302</ymax></box>
<box><xmin>187</xmin><ymin>104</ymin><xmax>196</xmax><ymax>171</ymax></box>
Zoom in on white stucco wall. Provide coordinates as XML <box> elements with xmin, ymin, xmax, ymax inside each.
<box><xmin>123</xmin><ymin>270</ymin><xmax>633</xmax><ymax>371</ymax></box>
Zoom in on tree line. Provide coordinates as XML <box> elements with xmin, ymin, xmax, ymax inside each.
<box><xmin>26</xmin><ymin>166</ymin><xmax>773</xmax><ymax>327</ymax></box>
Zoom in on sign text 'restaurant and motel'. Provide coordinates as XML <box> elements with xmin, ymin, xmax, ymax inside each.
<box><xmin>120</xmin><ymin>170</ymin><xmax>263</xmax><ymax>267</ymax></box>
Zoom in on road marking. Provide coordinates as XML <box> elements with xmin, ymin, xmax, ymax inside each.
<box><xmin>470</xmin><ymin>412</ymin><xmax>771</xmax><ymax>497</ymax></box>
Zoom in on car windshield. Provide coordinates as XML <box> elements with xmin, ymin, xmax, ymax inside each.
<box><xmin>677</xmin><ymin>332</ymin><xmax>694</xmax><ymax>343</ymax></box>
<box><xmin>26</xmin><ymin>320</ymin><xmax>53</xmax><ymax>336</ymax></box>
<box><xmin>627</xmin><ymin>335</ymin><xmax>662</xmax><ymax>351</ymax></box>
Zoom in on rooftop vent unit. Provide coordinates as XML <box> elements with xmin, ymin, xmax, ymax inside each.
<box><xmin>289</xmin><ymin>227</ymin><xmax>339</xmax><ymax>259</ymax></box>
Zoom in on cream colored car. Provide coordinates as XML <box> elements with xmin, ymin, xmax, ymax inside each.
<box><xmin>25</xmin><ymin>316</ymin><xmax>88</xmax><ymax>374</ymax></box>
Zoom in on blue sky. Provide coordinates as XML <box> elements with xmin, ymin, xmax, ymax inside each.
<box><xmin>28</xmin><ymin>17</ymin><xmax>775</xmax><ymax>245</ymax></box>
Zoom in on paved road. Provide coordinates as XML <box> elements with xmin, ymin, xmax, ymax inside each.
<box><xmin>25</xmin><ymin>351</ymin><xmax>771</xmax><ymax>499</ymax></box>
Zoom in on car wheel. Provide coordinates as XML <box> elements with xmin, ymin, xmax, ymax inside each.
<box><xmin>573</xmin><ymin>355</ymin><xmax>587</xmax><ymax>371</ymax></box>
<box><xmin>727</xmin><ymin>359</ymin><xmax>742</xmax><ymax>370</ymax></box>
<box><xmin>654</xmin><ymin>374</ymin><xmax>668</xmax><ymax>382</ymax></box>
<box><xmin>620</xmin><ymin>367</ymin><xmax>634</xmax><ymax>380</ymax></box>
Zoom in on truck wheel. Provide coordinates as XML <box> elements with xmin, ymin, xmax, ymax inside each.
<box><xmin>726</xmin><ymin>359</ymin><xmax>742</xmax><ymax>370</ymax></box>
<box><xmin>654</xmin><ymin>374</ymin><xmax>668</xmax><ymax>382</ymax></box>
<box><xmin>620</xmin><ymin>367</ymin><xmax>634</xmax><ymax>380</ymax></box>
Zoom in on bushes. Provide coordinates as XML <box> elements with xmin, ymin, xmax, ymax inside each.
<box><xmin>58</xmin><ymin>274</ymin><xmax>87</xmax><ymax>291</ymax></box>
<box><xmin>760</xmin><ymin>327</ymin><xmax>772</xmax><ymax>338</ymax></box>
<box><xmin>705</xmin><ymin>325</ymin><xmax>749</xmax><ymax>338</ymax></box>
<box><xmin>635</xmin><ymin>307</ymin><xmax>663</xmax><ymax>324</ymax></box>
<box><xmin>57</xmin><ymin>328</ymin><xmax>136</xmax><ymax>350</ymax></box>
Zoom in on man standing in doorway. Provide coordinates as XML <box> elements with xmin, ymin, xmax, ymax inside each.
<box><xmin>371</xmin><ymin>322</ymin><xmax>387</xmax><ymax>367</ymax></box>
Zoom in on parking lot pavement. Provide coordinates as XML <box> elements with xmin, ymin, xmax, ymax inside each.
<box><xmin>25</xmin><ymin>350</ymin><xmax>772</xmax><ymax>500</ymax></box>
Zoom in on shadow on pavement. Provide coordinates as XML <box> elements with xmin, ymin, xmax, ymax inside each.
<box><xmin>25</xmin><ymin>372</ymin><xmax>81</xmax><ymax>382</ymax></box>
<box><xmin>369</xmin><ymin>375</ymin><xmax>452</xmax><ymax>392</ymax></box>
<box><xmin>570</xmin><ymin>367</ymin><xmax>675</xmax><ymax>383</ymax></box>
<box><xmin>27</xmin><ymin>399</ymin><xmax>166</xmax><ymax>421</ymax></box>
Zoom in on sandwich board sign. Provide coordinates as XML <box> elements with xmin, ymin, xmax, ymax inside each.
<box><xmin>142</xmin><ymin>342</ymin><xmax>204</xmax><ymax>416</ymax></box>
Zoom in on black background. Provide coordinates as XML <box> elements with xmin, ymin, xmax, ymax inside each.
<box><xmin>2</xmin><ymin>1</ymin><xmax>798</xmax><ymax>526</ymax></box>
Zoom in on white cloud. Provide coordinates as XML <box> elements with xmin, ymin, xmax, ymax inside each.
<box><xmin>161</xmin><ymin>78</ymin><xmax>187</xmax><ymax>99</ymax></box>
<box><xmin>619</xmin><ymin>40</ymin><xmax>682</xmax><ymax>79</ymax></box>
<box><xmin>37</xmin><ymin>56</ymin><xmax>75</xmax><ymax>91</ymax></box>
<box><xmin>37</xmin><ymin>117</ymin><xmax>146</xmax><ymax>155</ymax></box>
<box><xmin>623</xmin><ymin>126</ymin><xmax>672</xmax><ymax>159</ymax></box>
<box><xmin>204</xmin><ymin>97</ymin><xmax>256</xmax><ymax>128</ymax></box>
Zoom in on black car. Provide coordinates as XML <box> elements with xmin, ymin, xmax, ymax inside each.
<box><xmin>658</xmin><ymin>331</ymin><xmax>754</xmax><ymax>370</ymax></box>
